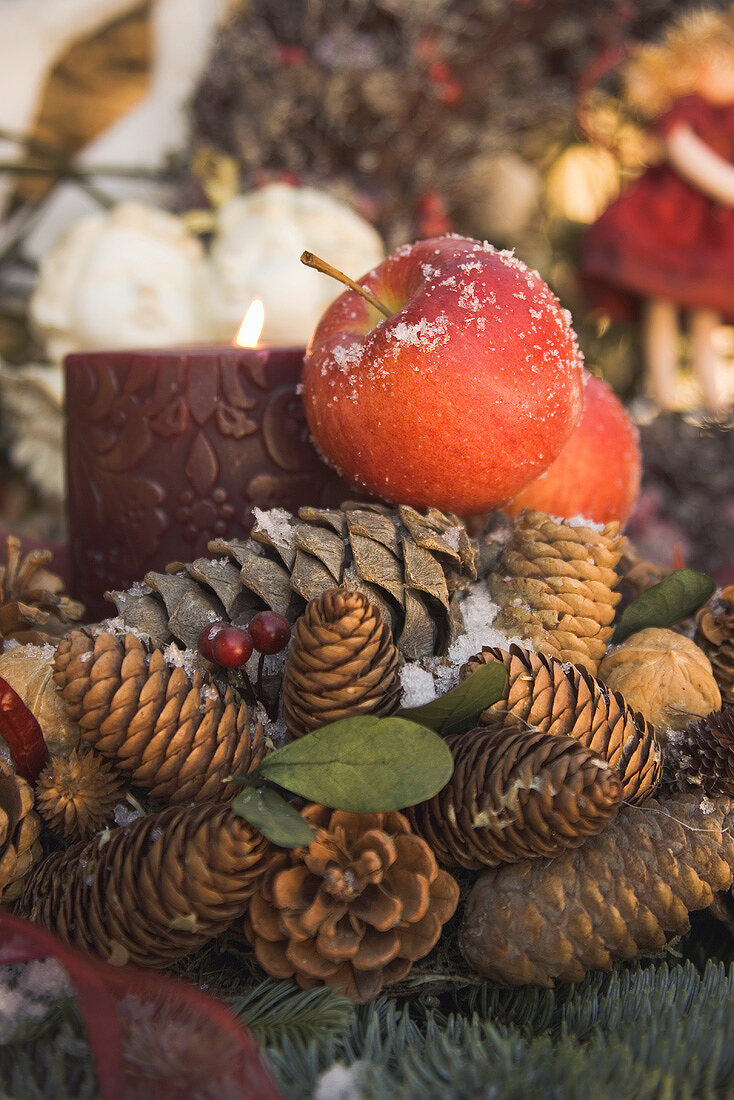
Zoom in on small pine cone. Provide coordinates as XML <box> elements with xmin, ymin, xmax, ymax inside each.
<box><xmin>407</xmin><ymin>722</ymin><xmax>622</xmax><ymax>869</ymax></box>
<box><xmin>462</xmin><ymin>791</ymin><xmax>734</xmax><ymax>986</ymax></box>
<box><xmin>667</xmin><ymin>708</ymin><xmax>734</xmax><ymax>796</ymax></box>
<box><xmin>106</xmin><ymin>502</ymin><xmax>478</xmax><ymax>659</ymax></box>
<box><xmin>695</xmin><ymin>586</ymin><xmax>734</xmax><ymax>706</ymax></box>
<box><xmin>17</xmin><ymin>802</ymin><xmax>272</xmax><ymax>967</ymax></box>
<box><xmin>0</xmin><ymin>535</ymin><xmax>84</xmax><ymax>649</ymax></box>
<box><xmin>487</xmin><ymin>510</ymin><xmax>623</xmax><ymax>674</ymax></box>
<box><xmin>36</xmin><ymin>749</ymin><xmax>125</xmax><ymax>840</ymax></box>
<box><xmin>281</xmin><ymin>589</ymin><xmax>401</xmax><ymax>739</ymax></box>
<box><xmin>0</xmin><ymin>759</ymin><xmax>41</xmax><ymax>903</ymax></box>
<box><xmin>53</xmin><ymin>630</ymin><xmax>265</xmax><ymax>805</ymax></box>
<box><xmin>462</xmin><ymin>644</ymin><xmax>662</xmax><ymax>804</ymax></box>
<box><xmin>245</xmin><ymin>804</ymin><xmax>459</xmax><ymax>1003</ymax></box>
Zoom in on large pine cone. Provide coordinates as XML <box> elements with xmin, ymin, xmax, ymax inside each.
<box><xmin>0</xmin><ymin>760</ymin><xmax>41</xmax><ymax>903</ymax></box>
<box><xmin>0</xmin><ymin>536</ymin><xmax>84</xmax><ymax>649</ymax></box>
<box><xmin>36</xmin><ymin>749</ymin><xmax>125</xmax><ymax>840</ymax></box>
<box><xmin>667</xmin><ymin>708</ymin><xmax>734</xmax><ymax>797</ymax></box>
<box><xmin>106</xmin><ymin>502</ymin><xmax>477</xmax><ymax>658</ymax></box>
<box><xmin>245</xmin><ymin>804</ymin><xmax>459</xmax><ymax>1003</ymax></box>
<box><xmin>17</xmin><ymin>803</ymin><xmax>271</xmax><ymax>966</ymax></box>
<box><xmin>281</xmin><ymin>588</ymin><xmax>401</xmax><ymax>739</ymax></box>
<box><xmin>53</xmin><ymin>630</ymin><xmax>265</xmax><ymax>805</ymax></box>
<box><xmin>407</xmin><ymin>722</ymin><xmax>622</xmax><ymax>869</ymax></box>
<box><xmin>462</xmin><ymin>644</ymin><xmax>662</xmax><ymax>804</ymax></box>
<box><xmin>487</xmin><ymin>510</ymin><xmax>623</xmax><ymax>674</ymax></box>
<box><xmin>462</xmin><ymin>791</ymin><xmax>734</xmax><ymax>986</ymax></box>
<box><xmin>695</xmin><ymin>587</ymin><xmax>734</xmax><ymax>706</ymax></box>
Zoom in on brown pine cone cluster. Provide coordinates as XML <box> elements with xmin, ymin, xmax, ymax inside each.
<box><xmin>53</xmin><ymin>629</ymin><xmax>265</xmax><ymax>805</ymax></box>
<box><xmin>0</xmin><ymin>759</ymin><xmax>41</xmax><ymax>903</ymax></box>
<box><xmin>107</xmin><ymin>502</ymin><xmax>478</xmax><ymax>659</ymax></box>
<box><xmin>487</xmin><ymin>510</ymin><xmax>623</xmax><ymax>674</ymax></box>
<box><xmin>462</xmin><ymin>791</ymin><xmax>734</xmax><ymax>986</ymax></box>
<box><xmin>281</xmin><ymin>588</ymin><xmax>401</xmax><ymax>739</ymax></box>
<box><xmin>407</xmin><ymin>721</ymin><xmax>622</xmax><ymax>870</ymax></box>
<box><xmin>0</xmin><ymin>536</ymin><xmax>84</xmax><ymax>649</ymax></box>
<box><xmin>35</xmin><ymin>749</ymin><xmax>125</xmax><ymax>840</ymax></box>
<box><xmin>245</xmin><ymin>805</ymin><xmax>459</xmax><ymax>1003</ymax></box>
<box><xmin>667</xmin><ymin>708</ymin><xmax>734</xmax><ymax>796</ymax></box>
<box><xmin>18</xmin><ymin>802</ymin><xmax>272</xmax><ymax>967</ymax></box>
<box><xmin>696</xmin><ymin>587</ymin><xmax>734</xmax><ymax>706</ymax></box>
<box><xmin>462</xmin><ymin>644</ymin><xmax>662</xmax><ymax>804</ymax></box>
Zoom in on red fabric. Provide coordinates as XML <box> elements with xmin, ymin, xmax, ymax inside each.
<box><xmin>0</xmin><ymin>913</ymin><xmax>283</xmax><ymax>1100</ymax></box>
<box><xmin>580</xmin><ymin>95</ymin><xmax>734</xmax><ymax>319</ymax></box>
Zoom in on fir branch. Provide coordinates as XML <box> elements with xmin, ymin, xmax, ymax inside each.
<box><xmin>232</xmin><ymin>979</ymin><xmax>355</xmax><ymax>1044</ymax></box>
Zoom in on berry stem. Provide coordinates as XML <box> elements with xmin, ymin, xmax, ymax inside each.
<box><xmin>240</xmin><ymin>667</ymin><xmax>257</xmax><ymax>709</ymax></box>
<box><xmin>256</xmin><ymin>652</ymin><xmax>265</xmax><ymax>704</ymax></box>
<box><xmin>300</xmin><ymin>250</ymin><xmax>392</xmax><ymax>319</ymax></box>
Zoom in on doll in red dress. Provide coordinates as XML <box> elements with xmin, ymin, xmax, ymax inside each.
<box><xmin>581</xmin><ymin>9</ymin><xmax>734</xmax><ymax>414</ymax></box>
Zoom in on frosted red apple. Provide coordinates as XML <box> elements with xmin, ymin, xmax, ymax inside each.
<box><xmin>303</xmin><ymin>236</ymin><xmax>585</xmax><ymax>513</ymax></box>
<box><xmin>506</xmin><ymin>374</ymin><xmax>641</xmax><ymax>526</ymax></box>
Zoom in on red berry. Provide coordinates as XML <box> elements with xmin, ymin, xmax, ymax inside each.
<box><xmin>249</xmin><ymin>611</ymin><xmax>292</xmax><ymax>654</ymax></box>
<box><xmin>211</xmin><ymin>625</ymin><xmax>254</xmax><ymax>668</ymax></box>
<box><xmin>198</xmin><ymin>620</ymin><xmax>228</xmax><ymax>661</ymax></box>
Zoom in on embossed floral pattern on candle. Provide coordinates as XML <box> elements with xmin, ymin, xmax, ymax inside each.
<box><xmin>67</xmin><ymin>347</ymin><xmax>349</xmax><ymax>615</ymax></box>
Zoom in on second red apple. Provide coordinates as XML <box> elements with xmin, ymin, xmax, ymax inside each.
<box><xmin>505</xmin><ymin>374</ymin><xmax>641</xmax><ymax>526</ymax></box>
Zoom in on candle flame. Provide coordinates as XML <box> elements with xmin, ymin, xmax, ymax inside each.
<box><xmin>235</xmin><ymin>299</ymin><xmax>265</xmax><ymax>347</ymax></box>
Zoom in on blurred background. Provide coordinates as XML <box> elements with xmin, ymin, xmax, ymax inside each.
<box><xmin>0</xmin><ymin>0</ymin><xmax>731</xmax><ymax>579</ymax></box>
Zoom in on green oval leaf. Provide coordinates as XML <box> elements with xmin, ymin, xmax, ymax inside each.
<box><xmin>398</xmin><ymin>662</ymin><xmax>507</xmax><ymax>736</ymax></box>
<box><xmin>231</xmin><ymin>783</ymin><xmax>314</xmax><ymax>848</ymax></box>
<box><xmin>257</xmin><ymin>716</ymin><xmax>454</xmax><ymax>812</ymax></box>
<box><xmin>612</xmin><ymin>568</ymin><xmax>715</xmax><ymax>644</ymax></box>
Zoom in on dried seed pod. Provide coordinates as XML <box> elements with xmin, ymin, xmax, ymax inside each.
<box><xmin>598</xmin><ymin>628</ymin><xmax>721</xmax><ymax>737</ymax></box>
<box><xmin>462</xmin><ymin>791</ymin><xmax>734</xmax><ymax>986</ymax></box>
<box><xmin>487</xmin><ymin>510</ymin><xmax>623</xmax><ymax>674</ymax></box>
<box><xmin>407</xmin><ymin>721</ymin><xmax>622</xmax><ymax>869</ymax></box>
<box><xmin>17</xmin><ymin>802</ymin><xmax>272</xmax><ymax>967</ymax></box>
<box><xmin>281</xmin><ymin>588</ymin><xmax>401</xmax><ymax>739</ymax></box>
<box><xmin>0</xmin><ymin>535</ymin><xmax>84</xmax><ymax>649</ymax></box>
<box><xmin>462</xmin><ymin>644</ymin><xmax>662</xmax><ymax>803</ymax></box>
<box><xmin>0</xmin><ymin>645</ymin><xmax>80</xmax><ymax>759</ymax></box>
<box><xmin>53</xmin><ymin>630</ymin><xmax>265</xmax><ymax>805</ymax></box>
<box><xmin>36</xmin><ymin>749</ymin><xmax>125</xmax><ymax>840</ymax></box>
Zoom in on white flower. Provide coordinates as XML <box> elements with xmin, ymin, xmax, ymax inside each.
<box><xmin>207</xmin><ymin>183</ymin><xmax>385</xmax><ymax>344</ymax></box>
<box><xmin>29</xmin><ymin>201</ymin><xmax>209</xmax><ymax>363</ymax></box>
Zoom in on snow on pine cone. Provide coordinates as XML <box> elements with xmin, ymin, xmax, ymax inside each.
<box><xmin>53</xmin><ymin>629</ymin><xmax>265</xmax><ymax>805</ymax></box>
<box><xmin>281</xmin><ymin>588</ymin><xmax>402</xmax><ymax>739</ymax></box>
<box><xmin>105</xmin><ymin>502</ymin><xmax>478</xmax><ymax>659</ymax></box>
<box><xmin>487</xmin><ymin>510</ymin><xmax>623</xmax><ymax>675</ymax></box>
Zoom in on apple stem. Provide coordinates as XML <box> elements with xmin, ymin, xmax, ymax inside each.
<box><xmin>300</xmin><ymin>250</ymin><xmax>392</xmax><ymax>319</ymax></box>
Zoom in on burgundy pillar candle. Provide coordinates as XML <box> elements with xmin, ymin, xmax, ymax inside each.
<box><xmin>65</xmin><ymin>343</ymin><xmax>349</xmax><ymax>618</ymax></box>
